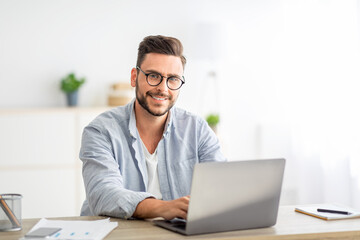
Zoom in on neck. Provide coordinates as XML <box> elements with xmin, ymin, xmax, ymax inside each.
<box><xmin>134</xmin><ymin>101</ymin><xmax>168</xmax><ymax>153</ymax></box>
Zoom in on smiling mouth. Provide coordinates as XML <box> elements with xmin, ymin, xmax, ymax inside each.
<box><xmin>152</xmin><ymin>96</ymin><xmax>166</xmax><ymax>101</ymax></box>
<box><xmin>148</xmin><ymin>92</ymin><xmax>171</xmax><ymax>101</ymax></box>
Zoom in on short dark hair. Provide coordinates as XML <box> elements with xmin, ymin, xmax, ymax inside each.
<box><xmin>136</xmin><ymin>35</ymin><xmax>186</xmax><ymax>69</ymax></box>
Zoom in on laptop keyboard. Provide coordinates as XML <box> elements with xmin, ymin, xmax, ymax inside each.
<box><xmin>167</xmin><ymin>219</ymin><xmax>186</xmax><ymax>230</ymax></box>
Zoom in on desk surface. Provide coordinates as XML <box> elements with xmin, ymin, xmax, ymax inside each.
<box><xmin>2</xmin><ymin>206</ymin><xmax>360</xmax><ymax>240</ymax></box>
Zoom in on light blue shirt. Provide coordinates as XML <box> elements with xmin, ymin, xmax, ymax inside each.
<box><xmin>80</xmin><ymin>99</ymin><xmax>226</xmax><ymax>219</ymax></box>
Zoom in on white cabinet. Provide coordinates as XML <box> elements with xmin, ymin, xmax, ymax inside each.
<box><xmin>0</xmin><ymin>108</ymin><xmax>108</xmax><ymax>218</ymax></box>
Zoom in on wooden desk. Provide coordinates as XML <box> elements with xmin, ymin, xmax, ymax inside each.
<box><xmin>2</xmin><ymin>206</ymin><xmax>360</xmax><ymax>240</ymax></box>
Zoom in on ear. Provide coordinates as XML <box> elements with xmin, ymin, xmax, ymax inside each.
<box><xmin>130</xmin><ymin>68</ymin><xmax>137</xmax><ymax>87</ymax></box>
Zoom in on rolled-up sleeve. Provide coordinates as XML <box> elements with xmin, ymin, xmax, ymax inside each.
<box><xmin>80</xmin><ymin>125</ymin><xmax>153</xmax><ymax>219</ymax></box>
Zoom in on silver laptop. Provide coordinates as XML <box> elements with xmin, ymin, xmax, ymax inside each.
<box><xmin>154</xmin><ymin>158</ymin><xmax>285</xmax><ymax>235</ymax></box>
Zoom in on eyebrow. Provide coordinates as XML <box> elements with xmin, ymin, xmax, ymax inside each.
<box><xmin>144</xmin><ymin>69</ymin><xmax>182</xmax><ymax>78</ymax></box>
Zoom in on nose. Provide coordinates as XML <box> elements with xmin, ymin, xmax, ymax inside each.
<box><xmin>156</xmin><ymin>77</ymin><xmax>169</xmax><ymax>92</ymax></box>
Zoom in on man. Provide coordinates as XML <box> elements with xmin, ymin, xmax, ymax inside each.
<box><xmin>80</xmin><ymin>35</ymin><xmax>226</xmax><ymax>220</ymax></box>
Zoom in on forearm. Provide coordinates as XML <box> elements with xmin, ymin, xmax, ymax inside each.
<box><xmin>133</xmin><ymin>196</ymin><xmax>190</xmax><ymax>220</ymax></box>
<box><xmin>132</xmin><ymin>198</ymin><xmax>161</xmax><ymax>219</ymax></box>
<box><xmin>83</xmin><ymin>157</ymin><xmax>153</xmax><ymax>218</ymax></box>
<box><xmin>85</xmin><ymin>175</ymin><xmax>154</xmax><ymax>219</ymax></box>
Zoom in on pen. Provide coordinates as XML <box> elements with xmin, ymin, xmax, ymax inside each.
<box><xmin>317</xmin><ymin>208</ymin><xmax>352</xmax><ymax>215</ymax></box>
<box><xmin>0</xmin><ymin>195</ymin><xmax>21</xmax><ymax>228</ymax></box>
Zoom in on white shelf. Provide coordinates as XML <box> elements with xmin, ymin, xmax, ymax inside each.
<box><xmin>0</xmin><ymin>107</ymin><xmax>109</xmax><ymax>218</ymax></box>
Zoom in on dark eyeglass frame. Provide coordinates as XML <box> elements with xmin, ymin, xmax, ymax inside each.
<box><xmin>136</xmin><ymin>66</ymin><xmax>185</xmax><ymax>90</ymax></box>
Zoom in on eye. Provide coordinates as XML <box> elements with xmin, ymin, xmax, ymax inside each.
<box><xmin>168</xmin><ymin>77</ymin><xmax>180</xmax><ymax>82</ymax></box>
<box><xmin>148</xmin><ymin>73</ymin><xmax>160</xmax><ymax>79</ymax></box>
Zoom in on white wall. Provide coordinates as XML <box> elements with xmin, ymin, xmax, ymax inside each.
<box><xmin>0</xmin><ymin>0</ymin><xmax>204</xmax><ymax>108</ymax></box>
<box><xmin>1</xmin><ymin>0</ymin><xmax>360</xmax><ymax>215</ymax></box>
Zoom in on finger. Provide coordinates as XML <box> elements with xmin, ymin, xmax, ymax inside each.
<box><xmin>164</xmin><ymin>207</ymin><xmax>187</xmax><ymax>220</ymax></box>
<box><xmin>169</xmin><ymin>199</ymin><xmax>189</xmax><ymax>214</ymax></box>
<box><xmin>177</xmin><ymin>200</ymin><xmax>189</xmax><ymax>213</ymax></box>
<box><xmin>176</xmin><ymin>209</ymin><xmax>188</xmax><ymax>220</ymax></box>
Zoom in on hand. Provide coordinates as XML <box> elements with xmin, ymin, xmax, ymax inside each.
<box><xmin>133</xmin><ymin>196</ymin><xmax>190</xmax><ymax>220</ymax></box>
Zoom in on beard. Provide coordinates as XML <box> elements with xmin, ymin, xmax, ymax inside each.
<box><xmin>135</xmin><ymin>78</ymin><xmax>177</xmax><ymax>117</ymax></box>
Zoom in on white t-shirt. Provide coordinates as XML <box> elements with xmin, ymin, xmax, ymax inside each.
<box><xmin>141</xmin><ymin>140</ymin><xmax>162</xmax><ymax>200</ymax></box>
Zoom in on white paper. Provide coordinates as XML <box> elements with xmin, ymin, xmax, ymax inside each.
<box><xmin>20</xmin><ymin>218</ymin><xmax>118</xmax><ymax>240</ymax></box>
<box><xmin>295</xmin><ymin>203</ymin><xmax>360</xmax><ymax>220</ymax></box>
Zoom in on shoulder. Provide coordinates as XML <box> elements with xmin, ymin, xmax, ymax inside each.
<box><xmin>86</xmin><ymin>101</ymin><xmax>133</xmax><ymax>133</ymax></box>
<box><xmin>170</xmin><ymin>107</ymin><xmax>208</xmax><ymax>132</ymax></box>
<box><xmin>91</xmin><ymin>106</ymin><xmax>128</xmax><ymax>125</ymax></box>
<box><xmin>171</xmin><ymin>107</ymin><xmax>206</xmax><ymax>124</ymax></box>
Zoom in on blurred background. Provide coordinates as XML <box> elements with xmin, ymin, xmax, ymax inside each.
<box><xmin>1</xmin><ymin>0</ymin><xmax>359</xmax><ymax>218</ymax></box>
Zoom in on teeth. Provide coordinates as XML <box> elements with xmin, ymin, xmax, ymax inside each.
<box><xmin>152</xmin><ymin>96</ymin><xmax>166</xmax><ymax>100</ymax></box>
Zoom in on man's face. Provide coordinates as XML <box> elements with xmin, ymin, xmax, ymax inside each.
<box><xmin>131</xmin><ymin>53</ymin><xmax>184</xmax><ymax>117</ymax></box>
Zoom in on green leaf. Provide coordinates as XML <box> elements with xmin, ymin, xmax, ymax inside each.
<box><xmin>206</xmin><ymin>114</ymin><xmax>220</xmax><ymax>126</ymax></box>
<box><xmin>60</xmin><ymin>73</ymin><xmax>86</xmax><ymax>93</ymax></box>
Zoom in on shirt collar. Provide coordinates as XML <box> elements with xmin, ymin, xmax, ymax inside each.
<box><xmin>163</xmin><ymin>110</ymin><xmax>172</xmax><ymax>137</ymax></box>
<box><xmin>128</xmin><ymin>98</ymin><xmax>138</xmax><ymax>139</ymax></box>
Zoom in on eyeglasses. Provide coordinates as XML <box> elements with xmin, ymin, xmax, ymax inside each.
<box><xmin>136</xmin><ymin>66</ymin><xmax>185</xmax><ymax>90</ymax></box>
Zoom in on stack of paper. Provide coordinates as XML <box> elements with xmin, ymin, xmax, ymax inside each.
<box><xmin>21</xmin><ymin>218</ymin><xmax>118</xmax><ymax>240</ymax></box>
<box><xmin>295</xmin><ymin>203</ymin><xmax>360</xmax><ymax>220</ymax></box>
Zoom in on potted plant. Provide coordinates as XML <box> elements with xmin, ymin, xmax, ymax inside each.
<box><xmin>60</xmin><ymin>73</ymin><xmax>85</xmax><ymax>106</ymax></box>
<box><xmin>206</xmin><ymin>113</ymin><xmax>220</xmax><ymax>133</ymax></box>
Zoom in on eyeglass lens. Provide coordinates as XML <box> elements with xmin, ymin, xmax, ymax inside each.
<box><xmin>147</xmin><ymin>73</ymin><xmax>182</xmax><ymax>90</ymax></box>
